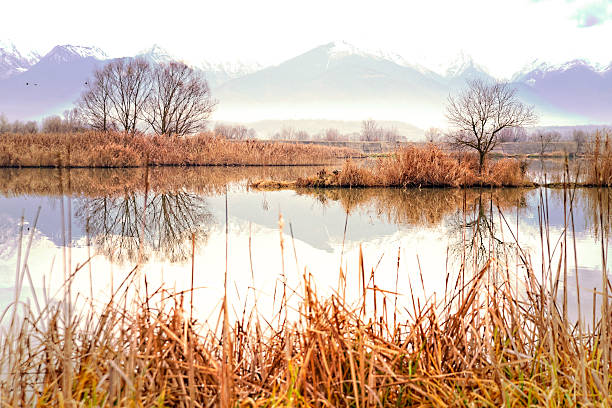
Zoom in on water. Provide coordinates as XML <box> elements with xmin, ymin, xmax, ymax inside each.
<box><xmin>0</xmin><ymin>165</ymin><xmax>609</xmax><ymax>326</ymax></box>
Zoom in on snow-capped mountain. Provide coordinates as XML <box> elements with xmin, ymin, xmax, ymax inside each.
<box><xmin>0</xmin><ymin>44</ymin><xmax>107</xmax><ymax>120</ymax></box>
<box><xmin>42</xmin><ymin>45</ymin><xmax>107</xmax><ymax>64</ymax></box>
<box><xmin>511</xmin><ymin>59</ymin><xmax>612</xmax><ymax>123</ymax></box>
<box><xmin>137</xmin><ymin>44</ymin><xmax>176</xmax><ymax>64</ymax></box>
<box><xmin>199</xmin><ymin>60</ymin><xmax>262</xmax><ymax>87</ymax></box>
<box><xmin>0</xmin><ymin>40</ymin><xmax>40</xmax><ymax>80</ymax></box>
<box><xmin>136</xmin><ymin>44</ymin><xmax>262</xmax><ymax>87</ymax></box>
<box><xmin>213</xmin><ymin>41</ymin><xmax>448</xmax><ymax>124</ymax></box>
<box><xmin>0</xmin><ymin>40</ymin><xmax>611</xmax><ymax>127</ymax></box>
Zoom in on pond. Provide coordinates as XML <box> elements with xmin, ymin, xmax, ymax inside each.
<box><xmin>0</xmin><ymin>165</ymin><xmax>608</xmax><ymax>327</ymax></box>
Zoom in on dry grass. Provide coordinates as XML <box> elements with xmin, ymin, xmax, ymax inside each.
<box><xmin>2</xmin><ymin>185</ymin><xmax>612</xmax><ymax>406</ymax></box>
<box><xmin>586</xmin><ymin>130</ymin><xmax>612</xmax><ymax>186</ymax></box>
<box><xmin>0</xmin><ymin>131</ymin><xmax>359</xmax><ymax>167</ymax></box>
<box><xmin>292</xmin><ymin>144</ymin><xmax>532</xmax><ymax>188</ymax></box>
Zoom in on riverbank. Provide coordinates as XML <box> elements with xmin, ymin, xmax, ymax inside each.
<box><xmin>0</xmin><ymin>132</ymin><xmax>359</xmax><ymax>167</ymax></box>
<box><xmin>251</xmin><ymin>140</ymin><xmax>612</xmax><ymax>189</ymax></box>
<box><xmin>253</xmin><ymin>145</ymin><xmax>535</xmax><ymax>189</ymax></box>
<box><xmin>3</xmin><ymin>235</ymin><xmax>611</xmax><ymax>405</ymax></box>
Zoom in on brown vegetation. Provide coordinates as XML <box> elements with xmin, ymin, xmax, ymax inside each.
<box><xmin>586</xmin><ymin>130</ymin><xmax>612</xmax><ymax>185</ymax></box>
<box><xmin>3</xmin><ymin>194</ymin><xmax>612</xmax><ymax>405</ymax></box>
<box><xmin>271</xmin><ymin>144</ymin><xmax>532</xmax><ymax>188</ymax></box>
<box><xmin>0</xmin><ymin>131</ymin><xmax>358</xmax><ymax>168</ymax></box>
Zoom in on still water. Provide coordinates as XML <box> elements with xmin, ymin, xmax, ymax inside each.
<box><xmin>0</xmin><ymin>165</ymin><xmax>609</xmax><ymax>325</ymax></box>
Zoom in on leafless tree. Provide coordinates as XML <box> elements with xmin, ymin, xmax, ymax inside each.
<box><xmin>144</xmin><ymin>62</ymin><xmax>216</xmax><ymax>136</ymax></box>
<box><xmin>572</xmin><ymin>129</ymin><xmax>588</xmax><ymax>155</ymax></box>
<box><xmin>424</xmin><ymin>127</ymin><xmax>442</xmax><ymax>144</ymax></box>
<box><xmin>0</xmin><ymin>114</ymin><xmax>10</xmax><ymax>133</ymax></box>
<box><xmin>534</xmin><ymin>130</ymin><xmax>560</xmax><ymax>156</ymax></box>
<box><xmin>325</xmin><ymin>128</ymin><xmax>340</xmax><ymax>141</ymax></box>
<box><xmin>383</xmin><ymin>126</ymin><xmax>401</xmax><ymax>142</ymax></box>
<box><xmin>446</xmin><ymin>79</ymin><xmax>537</xmax><ymax>173</ymax></box>
<box><xmin>498</xmin><ymin>126</ymin><xmax>527</xmax><ymax>143</ymax></box>
<box><xmin>215</xmin><ymin>123</ymin><xmax>249</xmax><ymax>140</ymax></box>
<box><xmin>0</xmin><ymin>114</ymin><xmax>38</xmax><ymax>134</ymax></box>
<box><xmin>281</xmin><ymin>127</ymin><xmax>295</xmax><ymax>140</ymax></box>
<box><xmin>106</xmin><ymin>58</ymin><xmax>152</xmax><ymax>134</ymax></box>
<box><xmin>361</xmin><ymin>119</ymin><xmax>382</xmax><ymax>141</ymax></box>
<box><xmin>78</xmin><ymin>65</ymin><xmax>114</xmax><ymax>131</ymax></box>
<box><xmin>20</xmin><ymin>121</ymin><xmax>38</xmax><ymax>133</ymax></box>
<box><xmin>41</xmin><ymin>116</ymin><xmax>65</xmax><ymax>133</ymax></box>
<box><xmin>295</xmin><ymin>130</ymin><xmax>310</xmax><ymax>141</ymax></box>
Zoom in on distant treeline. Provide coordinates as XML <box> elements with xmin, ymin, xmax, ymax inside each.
<box><xmin>213</xmin><ymin>119</ymin><xmax>405</xmax><ymax>142</ymax></box>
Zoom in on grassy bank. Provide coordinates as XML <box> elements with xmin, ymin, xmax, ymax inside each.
<box><xmin>253</xmin><ymin>144</ymin><xmax>533</xmax><ymax>189</ymax></box>
<box><xmin>0</xmin><ymin>132</ymin><xmax>358</xmax><ymax>167</ymax></box>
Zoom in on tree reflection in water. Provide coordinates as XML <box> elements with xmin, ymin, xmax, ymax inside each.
<box><xmin>448</xmin><ymin>191</ymin><xmax>526</xmax><ymax>269</ymax></box>
<box><xmin>77</xmin><ymin>191</ymin><xmax>213</xmax><ymax>263</ymax></box>
<box><xmin>299</xmin><ymin>187</ymin><xmax>527</xmax><ymax>268</ymax></box>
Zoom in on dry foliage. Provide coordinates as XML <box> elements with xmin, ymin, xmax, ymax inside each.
<box><xmin>586</xmin><ymin>130</ymin><xmax>612</xmax><ymax>186</ymax></box>
<box><xmin>295</xmin><ymin>144</ymin><xmax>531</xmax><ymax>188</ymax></box>
<box><xmin>0</xmin><ymin>132</ymin><xmax>358</xmax><ymax>168</ymax></box>
<box><xmin>2</xmin><ymin>182</ymin><xmax>612</xmax><ymax>406</ymax></box>
<box><xmin>3</xmin><ymin>208</ymin><xmax>612</xmax><ymax>406</ymax></box>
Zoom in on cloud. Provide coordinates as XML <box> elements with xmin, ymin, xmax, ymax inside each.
<box><xmin>573</xmin><ymin>1</ymin><xmax>611</xmax><ymax>27</ymax></box>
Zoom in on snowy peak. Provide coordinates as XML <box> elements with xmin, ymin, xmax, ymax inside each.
<box><xmin>318</xmin><ymin>40</ymin><xmax>436</xmax><ymax>76</ymax></box>
<box><xmin>444</xmin><ymin>51</ymin><xmax>489</xmax><ymax>79</ymax></box>
<box><xmin>513</xmin><ymin>58</ymin><xmax>612</xmax><ymax>84</ymax></box>
<box><xmin>137</xmin><ymin>44</ymin><xmax>177</xmax><ymax>64</ymax></box>
<box><xmin>0</xmin><ymin>40</ymin><xmax>39</xmax><ymax>79</ymax></box>
<box><xmin>41</xmin><ymin>45</ymin><xmax>108</xmax><ymax>64</ymax></box>
<box><xmin>200</xmin><ymin>60</ymin><xmax>263</xmax><ymax>78</ymax></box>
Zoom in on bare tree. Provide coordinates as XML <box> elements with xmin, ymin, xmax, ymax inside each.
<box><xmin>20</xmin><ymin>121</ymin><xmax>38</xmax><ymax>134</ymax></box>
<box><xmin>106</xmin><ymin>58</ymin><xmax>152</xmax><ymax>134</ymax></box>
<box><xmin>534</xmin><ymin>130</ymin><xmax>560</xmax><ymax>156</ymax></box>
<box><xmin>498</xmin><ymin>126</ymin><xmax>527</xmax><ymax>143</ymax></box>
<box><xmin>0</xmin><ymin>114</ymin><xmax>38</xmax><ymax>134</ymax></box>
<box><xmin>572</xmin><ymin>129</ymin><xmax>588</xmax><ymax>155</ymax></box>
<box><xmin>215</xmin><ymin>123</ymin><xmax>249</xmax><ymax>140</ymax></box>
<box><xmin>78</xmin><ymin>65</ymin><xmax>114</xmax><ymax>131</ymax></box>
<box><xmin>295</xmin><ymin>130</ymin><xmax>310</xmax><ymax>141</ymax></box>
<box><xmin>144</xmin><ymin>62</ymin><xmax>216</xmax><ymax>136</ymax></box>
<box><xmin>424</xmin><ymin>127</ymin><xmax>442</xmax><ymax>144</ymax></box>
<box><xmin>361</xmin><ymin>119</ymin><xmax>382</xmax><ymax>141</ymax></box>
<box><xmin>325</xmin><ymin>128</ymin><xmax>340</xmax><ymax>141</ymax></box>
<box><xmin>281</xmin><ymin>127</ymin><xmax>295</xmax><ymax>140</ymax></box>
<box><xmin>446</xmin><ymin>79</ymin><xmax>537</xmax><ymax>172</ymax></box>
<box><xmin>383</xmin><ymin>126</ymin><xmax>401</xmax><ymax>142</ymax></box>
<box><xmin>0</xmin><ymin>114</ymin><xmax>10</xmax><ymax>133</ymax></box>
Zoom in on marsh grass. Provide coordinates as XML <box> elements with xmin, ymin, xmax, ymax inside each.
<box><xmin>2</xmin><ymin>177</ymin><xmax>612</xmax><ymax>406</ymax></box>
<box><xmin>0</xmin><ymin>132</ymin><xmax>358</xmax><ymax>168</ymax></box>
<box><xmin>587</xmin><ymin>130</ymin><xmax>612</xmax><ymax>186</ymax></box>
<box><xmin>280</xmin><ymin>145</ymin><xmax>532</xmax><ymax>188</ymax></box>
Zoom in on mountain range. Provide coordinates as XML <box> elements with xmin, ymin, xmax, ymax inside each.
<box><xmin>0</xmin><ymin>40</ymin><xmax>611</xmax><ymax>132</ymax></box>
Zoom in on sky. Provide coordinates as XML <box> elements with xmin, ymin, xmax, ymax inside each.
<box><xmin>1</xmin><ymin>0</ymin><xmax>612</xmax><ymax>78</ymax></box>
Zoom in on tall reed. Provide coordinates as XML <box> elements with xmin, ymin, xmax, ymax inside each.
<box><xmin>293</xmin><ymin>144</ymin><xmax>531</xmax><ymax>188</ymax></box>
<box><xmin>1</xmin><ymin>182</ymin><xmax>612</xmax><ymax>406</ymax></box>
<box><xmin>0</xmin><ymin>132</ymin><xmax>358</xmax><ymax>167</ymax></box>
